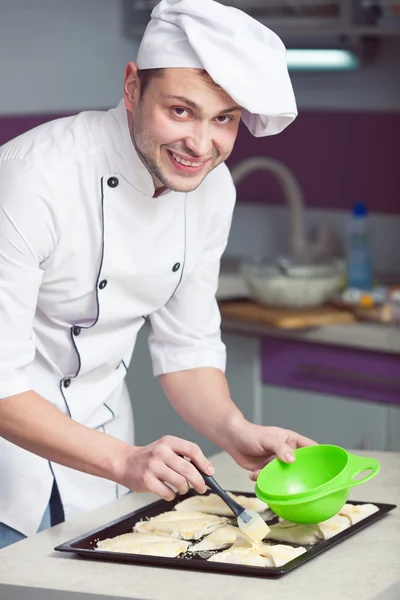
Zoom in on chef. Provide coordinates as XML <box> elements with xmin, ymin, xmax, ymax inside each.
<box><xmin>0</xmin><ymin>0</ymin><xmax>315</xmax><ymax>549</ymax></box>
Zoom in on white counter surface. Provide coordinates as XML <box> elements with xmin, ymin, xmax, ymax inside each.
<box><xmin>0</xmin><ymin>450</ymin><xmax>399</xmax><ymax>600</ymax></box>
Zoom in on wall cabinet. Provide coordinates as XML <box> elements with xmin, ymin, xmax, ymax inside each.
<box><xmin>260</xmin><ymin>337</ymin><xmax>400</xmax><ymax>407</ymax></box>
<box><xmin>262</xmin><ymin>384</ymin><xmax>390</xmax><ymax>451</ymax></box>
<box><xmin>259</xmin><ymin>337</ymin><xmax>400</xmax><ymax>451</ymax></box>
<box><xmin>224</xmin><ymin>334</ymin><xmax>400</xmax><ymax>452</ymax></box>
<box><xmin>388</xmin><ymin>405</ymin><xmax>400</xmax><ymax>451</ymax></box>
<box><xmin>124</xmin><ymin>326</ymin><xmax>400</xmax><ymax>456</ymax></box>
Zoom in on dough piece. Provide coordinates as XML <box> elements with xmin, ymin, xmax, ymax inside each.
<box><xmin>208</xmin><ymin>533</ymin><xmax>306</xmax><ymax>567</ymax></box>
<box><xmin>265</xmin><ymin>521</ymin><xmax>324</xmax><ymax>545</ymax></box>
<box><xmin>134</xmin><ymin>510</ymin><xmax>228</xmax><ymax>540</ymax></box>
<box><xmin>190</xmin><ymin>524</ymin><xmax>240</xmax><ymax>552</ymax></box>
<box><xmin>96</xmin><ymin>532</ymin><xmax>190</xmax><ymax>557</ymax></box>
<box><xmin>174</xmin><ymin>493</ymin><xmax>269</xmax><ymax>516</ymax></box>
<box><xmin>258</xmin><ymin>543</ymin><xmax>307</xmax><ymax>567</ymax></box>
<box><xmin>267</xmin><ymin>504</ymin><xmax>379</xmax><ymax>545</ymax></box>
<box><xmin>208</xmin><ymin>545</ymin><xmax>273</xmax><ymax>567</ymax></box>
<box><xmin>318</xmin><ymin>514</ymin><xmax>352</xmax><ymax>539</ymax></box>
<box><xmin>338</xmin><ymin>503</ymin><xmax>379</xmax><ymax>525</ymax></box>
<box><xmin>265</xmin><ymin>513</ymin><xmax>351</xmax><ymax>544</ymax></box>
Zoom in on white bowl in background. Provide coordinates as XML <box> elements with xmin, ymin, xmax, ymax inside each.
<box><xmin>241</xmin><ymin>260</ymin><xmax>344</xmax><ymax>309</ymax></box>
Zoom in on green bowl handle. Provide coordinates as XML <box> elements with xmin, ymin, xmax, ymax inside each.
<box><xmin>345</xmin><ymin>453</ymin><xmax>380</xmax><ymax>488</ymax></box>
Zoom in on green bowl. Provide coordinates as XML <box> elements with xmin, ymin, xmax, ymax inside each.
<box><xmin>267</xmin><ymin>488</ymin><xmax>352</xmax><ymax>524</ymax></box>
<box><xmin>255</xmin><ymin>445</ymin><xmax>380</xmax><ymax>524</ymax></box>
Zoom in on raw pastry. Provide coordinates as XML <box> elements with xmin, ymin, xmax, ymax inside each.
<box><xmin>208</xmin><ymin>533</ymin><xmax>306</xmax><ymax>567</ymax></box>
<box><xmin>265</xmin><ymin>521</ymin><xmax>324</xmax><ymax>545</ymax></box>
<box><xmin>190</xmin><ymin>524</ymin><xmax>240</xmax><ymax>552</ymax></box>
<box><xmin>265</xmin><ymin>513</ymin><xmax>351</xmax><ymax>545</ymax></box>
<box><xmin>265</xmin><ymin>503</ymin><xmax>379</xmax><ymax>545</ymax></box>
<box><xmin>134</xmin><ymin>510</ymin><xmax>228</xmax><ymax>540</ymax></box>
<box><xmin>338</xmin><ymin>503</ymin><xmax>379</xmax><ymax>525</ymax></box>
<box><xmin>258</xmin><ymin>543</ymin><xmax>307</xmax><ymax>567</ymax></box>
<box><xmin>317</xmin><ymin>514</ymin><xmax>352</xmax><ymax>539</ymax></box>
<box><xmin>96</xmin><ymin>532</ymin><xmax>190</xmax><ymax>557</ymax></box>
<box><xmin>208</xmin><ymin>545</ymin><xmax>272</xmax><ymax>567</ymax></box>
<box><xmin>174</xmin><ymin>493</ymin><xmax>269</xmax><ymax>517</ymax></box>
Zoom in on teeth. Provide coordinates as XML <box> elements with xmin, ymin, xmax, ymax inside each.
<box><xmin>172</xmin><ymin>153</ymin><xmax>203</xmax><ymax>168</ymax></box>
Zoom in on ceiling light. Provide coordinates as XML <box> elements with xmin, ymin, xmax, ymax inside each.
<box><xmin>287</xmin><ymin>49</ymin><xmax>360</xmax><ymax>71</ymax></box>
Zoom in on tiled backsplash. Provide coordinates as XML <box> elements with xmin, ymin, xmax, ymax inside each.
<box><xmin>226</xmin><ymin>204</ymin><xmax>400</xmax><ymax>278</ymax></box>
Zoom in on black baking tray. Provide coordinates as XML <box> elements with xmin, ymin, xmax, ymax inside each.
<box><xmin>54</xmin><ymin>490</ymin><xmax>396</xmax><ymax>579</ymax></box>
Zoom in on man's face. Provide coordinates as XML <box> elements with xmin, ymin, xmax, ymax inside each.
<box><xmin>125</xmin><ymin>67</ymin><xmax>242</xmax><ymax>194</ymax></box>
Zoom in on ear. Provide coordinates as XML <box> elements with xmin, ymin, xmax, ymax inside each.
<box><xmin>123</xmin><ymin>62</ymin><xmax>140</xmax><ymax>113</ymax></box>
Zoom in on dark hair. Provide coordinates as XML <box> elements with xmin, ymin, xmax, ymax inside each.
<box><xmin>137</xmin><ymin>68</ymin><xmax>221</xmax><ymax>98</ymax></box>
<box><xmin>137</xmin><ymin>68</ymin><xmax>165</xmax><ymax>97</ymax></box>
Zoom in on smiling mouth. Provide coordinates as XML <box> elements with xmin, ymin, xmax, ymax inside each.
<box><xmin>166</xmin><ymin>150</ymin><xmax>211</xmax><ymax>175</ymax></box>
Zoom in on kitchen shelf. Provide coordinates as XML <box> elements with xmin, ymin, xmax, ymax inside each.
<box><xmin>269</xmin><ymin>25</ymin><xmax>400</xmax><ymax>37</ymax></box>
<box><xmin>123</xmin><ymin>1</ymin><xmax>400</xmax><ymax>39</ymax></box>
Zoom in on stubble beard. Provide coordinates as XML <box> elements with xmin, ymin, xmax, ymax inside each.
<box><xmin>131</xmin><ymin>121</ymin><xmax>221</xmax><ymax>194</ymax></box>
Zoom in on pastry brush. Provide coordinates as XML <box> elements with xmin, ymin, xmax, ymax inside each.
<box><xmin>189</xmin><ymin>461</ymin><xmax>270</xmax><ymax>543</ymax></box>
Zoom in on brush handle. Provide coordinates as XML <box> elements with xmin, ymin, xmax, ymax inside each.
<box><xmin>199</xmin><ymin>472</ymin><xmax>245</xmax><ymax>518</ymax></box>
<box><xmin>178</xmin><ymin>454</ymin><xmax>245</xmax><ymax>517</ymax></box>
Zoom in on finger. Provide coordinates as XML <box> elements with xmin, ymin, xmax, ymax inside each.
<box><xmin>275</xmin><ymin>432</ymin><xmax>318</xmax><ymax>463</ymax></box>
<box><xmin>249</xmin><ymin>454</ymin><xmax>277</xmax><ymax>481</ymax></box>
<box><xmin>153</xmin><ymin>461</ymin><xmax>192</xmax><ymax>496</ymax></box>
<box><xmin>295</xmin><ymin>434</ymin><xmax>318</xmax><ymax>448</ymax></box>
<box><xmin>143</xmin><ymin>474</ymin><xmax>176</xmax><ymax>502</ymax></box>
<box><xmin>166</xmin><ymin>454</ymin><xmax>208</xmax><ymax>495</ymax></box>
<box><xmin>273</xmin><ymin>441</ymin><xmax>297</xmax><ymax>463</ymax></box>
<box><xmin>166</xmin><ymin>436</ymin><xmax>214</xmax><ymax>475</ymax></box>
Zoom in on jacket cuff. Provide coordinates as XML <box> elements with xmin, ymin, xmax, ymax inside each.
<box><xmin>151</xmin><ymin>346</ymin><xmax>226</xmax><ymax>376</ymax></box>
<box><xmin>0</xmin><ymin>376</ymin><xmax>32</xmax><ymax>399</ymax></box>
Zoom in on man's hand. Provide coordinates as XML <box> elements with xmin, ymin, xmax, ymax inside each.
<box><xmin>117</xmin><ymin>435</ymin><xmax>214</xmax><ymax>501</ymax></box>
<box><xmin>224</xmin><ymin>418</ymin><xmax>317</xmax><ymax>481</ymax></box>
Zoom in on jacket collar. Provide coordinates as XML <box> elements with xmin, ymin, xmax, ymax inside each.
<box><xmin>104</xmin><ymin>99</ymin><xmax>169</xmax><ymax>198</ymax></box>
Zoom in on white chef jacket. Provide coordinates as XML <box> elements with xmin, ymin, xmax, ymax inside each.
<box><xmin>0</xmin><ymin>100</ymin><xmax>236</xmax><ymax>536</ymax></box>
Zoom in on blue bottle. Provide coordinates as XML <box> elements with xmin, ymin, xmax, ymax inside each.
<box><xmin>346</xmin><ymin>202</ymin><xmax>373</xmax><ymax>290</ymax></box>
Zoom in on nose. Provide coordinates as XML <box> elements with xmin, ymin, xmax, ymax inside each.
<box><xmin>184</xmin><ymin>122</ymin><xmax>213</xmax><ymax>159</ymax></box>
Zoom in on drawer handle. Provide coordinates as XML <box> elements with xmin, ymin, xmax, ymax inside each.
<box><xmin>297</xmin><ymin>363</ymin><xmax>400</xmax><ymax>390</ymax></box>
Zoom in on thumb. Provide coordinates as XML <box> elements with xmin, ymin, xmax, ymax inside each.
<box><xmin>274</xmin><ymin>443</ymin><xmax>296</xmax><ymax>464</ymax></box>
<box><xmin>250</xmin><ymin>470</ymin><xmax>261</xmax><ymax>481</ymax></box>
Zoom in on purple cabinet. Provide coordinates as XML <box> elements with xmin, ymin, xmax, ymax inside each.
<box><xmin>261</xmin><ymin>337</ymin><xmax>400</xmax><ymax>407</ymax></box>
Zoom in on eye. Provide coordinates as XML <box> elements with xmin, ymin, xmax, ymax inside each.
<box><xmin>171</xmin><ymin>107</ymin><xmax>191</xmax><ymax>118</ymax></box>
<box><xmin>215</xmin><ymin>115</ymin><xmax>234</xmax><ymax>125</ymax></box>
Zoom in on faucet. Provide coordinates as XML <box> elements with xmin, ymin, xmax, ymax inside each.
<box><xmin>230</xmin><ymin>156</ymin><xmax>311</xmax><ymax>263</ymax></box>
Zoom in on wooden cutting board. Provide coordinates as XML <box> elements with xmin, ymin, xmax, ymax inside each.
<box><xmin>219</xmin><ymin>301</ymin><xmax>356</xmax><ymax>329</ymax></box>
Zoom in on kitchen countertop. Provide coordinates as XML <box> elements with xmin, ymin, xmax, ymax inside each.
<box><xmin>222</xmin><ymin>316</ymin><xmax>400</xmax><ymax>355</ymax></box>
<box><xmin>0</xmin><ymin>450</ymin><xmax>399</xmax><ymax>600</ymax></box>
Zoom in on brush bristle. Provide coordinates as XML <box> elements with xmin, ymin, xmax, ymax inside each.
<box><xmin>238</xmin><ymin>509</ymin><xmax>270</xmax><ymax>543</ymax></box>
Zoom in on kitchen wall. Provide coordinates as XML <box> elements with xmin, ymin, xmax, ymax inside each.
<box><xmin>291</xmin><ymin>36</ymin><xmax>400</xmax><ymax>113</ymax></box>
<box><xmin>225</xmin><ymin>110</ymin><xmax>399</xmax><ymax>275</ymax></box>
<box><xmin>1</xmin><ymin>0</ymin><xmax>399</xmax><ymax>454</ymax></box>
<box><xmin>0</xmin><ymin>0</ymin><xmax>399</xmax><ymax>277</ymax></box>
<box><xmin>1</xmin><ymin>1</ymin><xmax>400</xmax><ymax>114</ymax></box>
<box><xmin>228</xmin><ymin>111</ymin><xmax>399</xmax><ymax>213</ymax></box>
<box><xmin>225</xmin><ymin>38</ymin><xmax>400</xmax><ymax>273</ymax></box>
<box><xmin>0</xmin><ymin>0</ymin><xmax>136</xmax><ymax>115</ymax></box>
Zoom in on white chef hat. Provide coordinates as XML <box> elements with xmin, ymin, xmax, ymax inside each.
<box><xmin>136</xmin><ymin>0</ymin><xmax>297</xmax><ymax>137</ymax></box>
